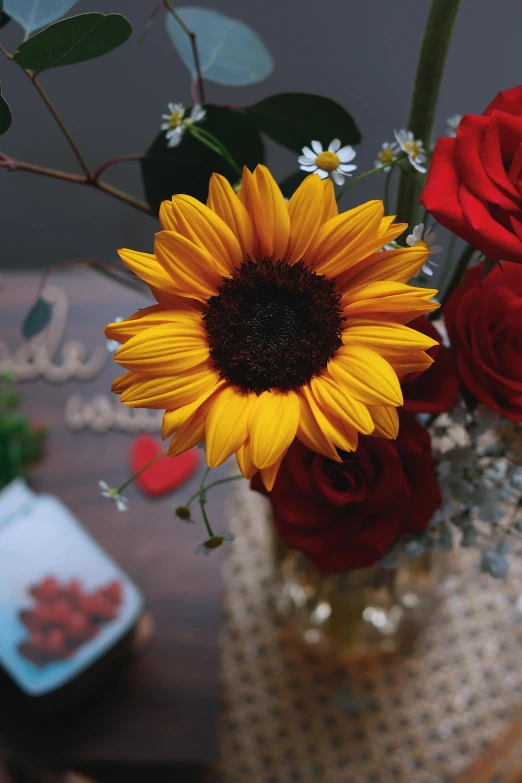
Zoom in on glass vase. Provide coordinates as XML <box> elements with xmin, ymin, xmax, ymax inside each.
<box><xmin>271</xmin><ymin>531</ymin><xmax>451</xmax><ymax>658</ymax></box>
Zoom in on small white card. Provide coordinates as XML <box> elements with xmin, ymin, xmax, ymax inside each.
<box><xmin>0</xmin><ymin>481</ymin><xmax>144</xmax><ymax>696</ymax></box>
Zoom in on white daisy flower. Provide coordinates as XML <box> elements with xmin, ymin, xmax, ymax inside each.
<box><xmin>406</xmin><ymin>223</ymin><xmax>443</xmax><ymax>276</ymax></box>
<box><xmin>195</xmin><ymin>531</ymin><xmax>235</xmax><ymax>556</ymax></box>
<box><xmin>394</xmin><ymin>129</ymin><xmax>427</xmax><ymax>173</ymax></box>
<box><xmin>446</xmin><ymin>113</ymin><xmax>463</xmax><ymax>138</ymax></box>
<box><xmin>374</xmin><ymin>141</ymin><xmax>400</xmax><ymax>171</ymax></box>
<box><xmin>106</xmin><ymin>317</ymin><xmax>123</xmax><ymax>353</ymax></box>
<box><xmin>99</xmin><ymin>480</ymin><xmax>128</xmax><ymax>512</ymax></box>
<box><xmin>298</xmin><ymin>139</ymin><xmax>357</xmax><ymax>186</ymax></box>
<box><xmin>161</xmin><ymin>103</ymin><xmax>206</xmax><ymax>148</ymax></box>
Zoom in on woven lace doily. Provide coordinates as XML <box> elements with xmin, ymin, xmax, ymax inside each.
<box><xmin>218</xmin><ymin>480</ymin><xmax>522</xmax><ymax>783</ymax></box>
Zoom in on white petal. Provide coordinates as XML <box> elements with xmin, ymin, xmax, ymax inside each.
<box><xmin>410</xmin><ymin>158</ymin><xmax>427</xmax><ymax>173</ymax></box>
<box><xmin>311</xmin><ymin>140</ymin><xmax>323</xmax><ymax>155</ymax></box>
<box><xmin>301</xmin><ymin>145</ymin><xmax>316</xmax><ymax>158</ymax></box>
<box><xmin>190</xmin><ymin>105</ymin><xmax>206</xmax><ymax>123</ymax></box>
<box><xmin>160</xmin><ymin>122</ymin><xmax>171</xmax><ymax>131</ymax></box>
<box><xmin>298</xmin><ymin>154</ymin><xmax>316</xmax><ymax>165</ymax></box>
<box><xmin>221</xmin><ymin>531</ymin><xmax>235</xmax><ymax>542</ymax></box>
<box><xmin>331</xmin><ymin>170</ymin><xmax>345</xmax><ymax>185</ymax></box>
<box><xmin>337</xmin><ymin>145</ymin><xmax>356</xmax><ymax>162</ymax></box>
<box><xmin>316</xmin><ymin>169</ymin><xmax>329</xmax><ymax>179</ymax></box>
<box><xmin>406</xmin><ymin>235</ymin><xmax>415</xmax><ymax>247</ymax></box>
<box><xmin>99</xmin><ymin>480</ymin><xmax>109</xmax><ymax>490</ymax></box>
<box><xmin>430</xmin><ymin>245</ymin><xmax>443</xmax><ymax>255</ymax></box>
<box><xmin>328</xmin><ymin>138</ymin><xmax>341</xmax><ymax>152</ymax></box>
<box><xmin>338</xmin><ymin>163</ymin><xmax>357</xmax><ymax>174</ymax></box>
<box><xmin>167</xmin><ymin>129</ymin><xmax>185</xmax><ymax>148</ymax></box>
<box><xmin>422</xmin><ymin>264</ymin><xmax>434</xmax><ymax>276</ymax></box>
<box><xmin>299</xmin><ymin>163</ymin><xmax>319</xmax><ymax>172</ymax></box>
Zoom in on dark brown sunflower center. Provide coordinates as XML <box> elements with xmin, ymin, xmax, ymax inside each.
<box><xmin>203</xmin><ymin>257</ymin><xmax>345</xmax><ymax>394</ymax></box>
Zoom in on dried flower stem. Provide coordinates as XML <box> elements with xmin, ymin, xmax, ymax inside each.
<box><xmin>163</xmin><ymin>0</ymin><xmax>207</xmax><ymax>105</ymax></box>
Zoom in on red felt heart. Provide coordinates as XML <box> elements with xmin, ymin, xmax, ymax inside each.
<box><xmin>130</xmin><ymin>435</ymin><xmax>200</xmax><ymax>497</ymax></box>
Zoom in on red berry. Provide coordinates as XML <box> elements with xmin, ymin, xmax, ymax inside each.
<box><xmin>32</xmin><ymin>604</ymin><xmax>53</xmax><ymax>629</ymax></box>
<box><xmin>82</xmin><ymin>594</ymin><xmax>117</xmax><ymax>623</ymax></box>
<box><xmin>46</xmin><ymin>628</ymin><xmax>67</xmax><ymax>655</ymax></box>
<box><xmin>30</xmin><ymin>576</ymin><xmax>60</xmax><ymax>603</ymax></box>
<box><xmin>48</xmin><ymin>598</ymin><xmax>73</xmax><ymax>628</ymax></box>
<box><xmin>61</xmin><ymin>579</ymin><xmax>84</xmax><ymax>609</ymax></box>
<box><xmin>102</xmin><ymin>581</ymin><xmax>123</xmax><ymax>606</ymax></box>
<box><xmin>66</xmin><ymin>613</ymin><xmax>98</xmax><ymax>644</ymax></box>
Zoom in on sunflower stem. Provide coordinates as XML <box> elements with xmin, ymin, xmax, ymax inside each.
<box><xmin>395</xmin><ymin>0</ymin><xmax>462</xmax><ymax>228</ymax></box>
<box><xmin>116</xmin><ymin>450</ymin><xmax>168</xmax><ymax>494</ymax></box>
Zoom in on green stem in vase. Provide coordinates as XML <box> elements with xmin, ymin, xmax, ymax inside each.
<box><xmin>395</xmin><ymin>0</ymin><xmax>462</xmax><ymax>229</ymax></box>
<box><xmin>439</xmin><ymin>242</ymin><xmax>476</xmax><ymax>307</ymax></box>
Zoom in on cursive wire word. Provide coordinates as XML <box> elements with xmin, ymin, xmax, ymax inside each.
<box><xmin>65</xmin><ymin>393</ymin><xmax>163</xmax><ymax>434</ymax></box>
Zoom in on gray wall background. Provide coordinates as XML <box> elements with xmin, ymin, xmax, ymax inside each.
<box><xmin>0</xmin><ymin>0</ymin><xmax>520</xmax><ymax>269</ymax></box>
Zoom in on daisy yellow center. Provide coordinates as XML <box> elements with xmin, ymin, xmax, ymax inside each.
<box><xmin>415</xmin><ymin>239</ymin><xmax>430</xmax><ymax>252</ymax></box>
<box><xmin>315</xmin><ymin>151</ymin><xmax>341</xmax><ymax>172</ymax></box>
<box><xmin>204</xmin><ymin>536</ymin><xmax>224</xmax><ymax>549</ymax></box>
<box><xmin>169</xmin><ymin>111</ymin><xmax>183</xmax><ymax>129</ymax></box>
<box><xmin>379</xmin><ymin>149</ymin><xmax>394</xmax><ymax>164</ymax></box>
<box><xmin>203</xmin><ymin>258</ymin><xmax>345</xmax><ymax>394</ymax></box>
<box><xmin>404</xmin><ymin>140</ymin><xmax>421</xmax><ymax>160</ymax></box>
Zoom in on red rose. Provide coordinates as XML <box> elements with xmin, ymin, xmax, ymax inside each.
<box><xmin>420</xmin><ymin>84</ymin><xmax>522</xmax><ymax>263</ymax></box>
<box><xmin>251</xmin><ymin>415</ymin><xmax>441</xmax><ymax>575</ymax></box>
<box><xmin>445</xmin><ymin>260</ymin><xmax>522</xmax><ymax>421</ymax></box>
<box><xmin>401</xmin><ymin>316</ymin><xmax>459</xmax><ymax>414</ymax></box>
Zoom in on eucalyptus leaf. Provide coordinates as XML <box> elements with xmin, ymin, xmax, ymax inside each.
<box><xmin>246</xmin><ymin>93</ymin><xmax>361</xmax><ymax>154</ymax></box>
<box><xmin>166</xmin><ymin>7</ymin><xmax>273</xmax><ymax>87</ymax></box>
<box><xmin>13</xmin><ymin>13</ymin><xmax>132</xmax><ymax>72</ymax></box>
<box><xmin>141</xmin><ymin>105</ymin><xmax>264</xmax><ymax>213</ymax></box>
<box><xmin>22</xmin><ymin>298</ymin><xmax>53</xmax><ymax>340</ymax></box>
<box><xmin>4</xmin><ymin>0</ymin><xmax>78</xmax><ymax>35</ymax></box>
<box><xmin>0</xmin><ymin>83</ymin><xmax>12</xmax><ymax>136</ymax></box>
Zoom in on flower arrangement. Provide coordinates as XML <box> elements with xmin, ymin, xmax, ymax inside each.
<box><xmin>3</xmin><ymin>0</ymin><xmax>522</xmax><ymax>582</ymax></box>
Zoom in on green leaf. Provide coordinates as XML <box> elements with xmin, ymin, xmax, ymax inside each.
<box><xmin>246</xmin><ymin>93</ymin><xmax>361</xmax><ymax>154</ymax></box>
<box><xmin>22</xmin><ymin>298</ymin><xmax>53</xmax><ymax>339</ymax></box>
<box><xmin>166</xmin><ymin>7</ymin><xmax>273</xmax><ymax>87</ymax></box>
<box><xmin>13</xmin><ymin>13</ymin><xmax>132</xmax><ymax>72</ymax></box>
<box><xmin>481</xmin><ymin>258</ymin><xmax>501</xmax><ymax>283</ymax></box>
<box><xmin>141</xmin><ymin>105</ymin><xmax>265</xmax><ymax>213</ymax></box>
<box><xmin>0</xmin><ymin>83</ymin><xmax>12</xmax><ymax>136</ymax></box>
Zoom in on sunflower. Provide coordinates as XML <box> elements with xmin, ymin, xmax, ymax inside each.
<box><xmin>106</xmin><ymin>165</ymin><xmax>438</xmax><ymax>490</ymax></box>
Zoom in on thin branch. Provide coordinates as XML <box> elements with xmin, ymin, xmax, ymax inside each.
<box><xmin>0</xmin><ymin>153</ymin><xmax>153</xmax><ymax>215</ymax></box>
<box><xmin>30</xmin><ymin>76</ymin><xmax>92</xmax><ymax>179</ymax></box>
<box><xmin>163</xmin><ymin>0</ymin><xmax>206</xmax><ymax>104</ymax></box>
<box><xmin>92</xmin><ymin>154</ymin><xmax>143</xmax><ymax>182</ymax></box>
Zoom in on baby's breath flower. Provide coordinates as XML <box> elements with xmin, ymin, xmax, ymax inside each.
<box><xmin>446</xmin><ymin>113</ymin><xmax>462</xmax><ymax>137</ymax></box>
<box><xmin>394</xmin><ymin>129</ymin><xmax>427</xmax><ymax>173</ymax></box>
<box><xmin>406</xmin><ymin>223</ymin><xmax>442</xmax><ymax>276</ymax></box>
<box><xmin>298</xmin><ymin>139</ymin><xmax>357</xmax><ymax>186</ymax></box>
<box><xmin>99</xmin><ymin>480</ymin><xmax>128</xmax><ymax>512</ymax></box>
<box><xmin>374</xmin><ymin>141</ymin><xmax>399</xmax><ymax>171</ymax></box>
<box><xmin>195</xmin><ymin>531</ymin><xmax>234</xmax><ymax>556</ymax></box>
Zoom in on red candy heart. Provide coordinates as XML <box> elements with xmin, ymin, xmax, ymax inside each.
<box><xmin>130</xmin><ymin>435</ymin><xmax>199</xmax><ymax>497</ymax></box>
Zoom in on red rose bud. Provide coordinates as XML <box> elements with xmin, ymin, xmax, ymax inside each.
<box><xmin>445</xmin><ymin>260</ymin><xmax>522</xmax><ymax>420</ymax></box>
<box><xmin>421</xmin><ymin>84</ymin><xmax>522</xmax><ymax>264</ymax></box>
<box><xmin>252</xmin><ymin>414</ymin><xmax>441</xmax><ymax>576</ymax></box>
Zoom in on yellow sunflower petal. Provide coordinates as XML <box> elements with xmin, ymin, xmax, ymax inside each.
<box><xmin>170</xmin><ymin>194</ymin><xmax>243</xmax><ymax>272</ymax></box>
<box><xmin>154</xmin><ymin>232</ymin><xmax>225</xmax><ymax>301</ymax></box>
<box><xmin>286</xmin><ymin>174</ymin><xmax>324</xmax><ymax>263</ymax></box>
<box><xmin>236</xmin><ymin>439</ymin><xmax>258</xmax><ymax>480</ymax></box>
<box><xmin>149</xmin><ymin>287</ymin><xmax>204</xmax><ymax>313</ymax></box>
<box><xmin>303</xmin><ymin>200</ymin><xmax>383</xmax><ymax>274</ymax></box>
<box><xmin>300</xmin><ymin>385</ymin><xmax>358</xmax><ymax>453</ymax></box>
<box><xmin>117</xmin><ymin>249</ymin><xmax>180</xmax><ymax>294</ymax></box>
<box><xmin>162</xmin><ymin>381</ymin><xmax>227</xmax><ymax>439</ymax></box>
<box><xmin>386</xmin><ymin>353</ymin><xmax>434</xmax><ymax>376</ymax></box>
<box><xmin>328</xmin><ymin>346</ymin><xmax>403</xmax><ymax>406</ymax></box>
<box><xmin>321</xmin><ymin>179</ymin><xmax>338</xmax><ymax>222</ymax></box>
<box><xmin>105</xmin><ymin>305</ymin><xmax>193</xmax><ymax>343</ymax></box>
<box><xmin>248</xmin><ymin>390</ymin><xmax>300</xmax><ymax>469</ymax></box>
<box><xmin>315</xmin><ymin>218</ymin><xmax>408</xmax><ymax>278</ymax></box>
<box><xmin>205</xmin><ymin>385</ymin><xmax>256</xmax><ymax>467</ymax></box>
<box><xmin>259</xmin><ymin>455</ymin><xmax>286</xmax><ymax>491</ymax></box>
<box><xmin>254</xmin><ymin>165</ymin><xmax>291</xmax><ymax>260</ymax></box>
<box><xmin>297</xmin><ymin>390</ymin><xmax>342</xmax><ymax>461</ymax></box>
<box><xmin>159</xmin><ymin>200</ymin><xmax>178</xmax><ymax>231</ymax></box>
<box><xmin>120</xmin><ymin>361</ymin><xmax>221</xmax><ymax>409</ymax></box>
<box><xmin>368</xmin><ymin>405</ymin><xmax>399</xmax><ymax>439</ymax></box>
<box><xmin>114</xmin><ymin>317</ymin><xmax>208</xmax><ymax>374</ymax></box>
<box><xmin>340</xmin><ymin>245</ymin><xmax>431</xmax><ymax>288</ymax></box>
<box><xmin>311</xmin><ymin>374</ymin><xmax>375</xmax><ymax>435</ymax></box>
<box><xmin>341</xmin><ymin>319</ymin><xmax>438</xmax><ymax>354</ymax></box>
<box><xmin>340</xmin><ymin>281</ymin><xmax>439</xmax><ymax>324</ymax></box>
<box><xmin>111</xmin><ymin>370</ymin><xmax>136</xmax><ymax>394</ymax></box>
<box><xmin>207</xmin><ymin>173</ymin><xmax>254</xmax><ymax>258</ymax></box>
<box><xmin>167</xmin><ymin>410</ymin><xmax>206</xmax><ymax>457</ymax></box>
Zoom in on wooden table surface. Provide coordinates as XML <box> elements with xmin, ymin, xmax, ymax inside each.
<box><xmin>0</xmin><ymin>271</ymin><xmax>228</xmax><ymax>767</ymax></box>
